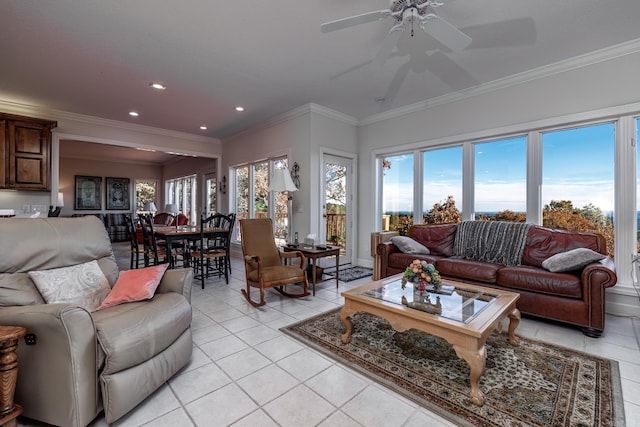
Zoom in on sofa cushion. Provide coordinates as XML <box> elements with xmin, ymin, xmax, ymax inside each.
<box><xmin>436</xmin><ymin>258</ymin><xmax>503</xmax><ymax>283</ymax></box>
<box><xmin>97</xmin><ymin>264</ymin><xmax>168</xmax><ymax>310</ymax></box>
<box><xmin>541</xmin><ymin>248</ymin><xmax>606</xmax><ymax>273</ymax></box>
<box><xmin>497</xmin><ymin>266</ymin><xmax>582</xmax><ymax>298</ymax></box>
<box><xmin>522</xmin><ymin>227</ymin><xmax>605</xmax><ymax>267</ymax></box>
<box><xmin>0</xmin><ymin>273</ymin><xmax>46</xmax><ymax>306</ymax></box>
<box><xmin>408</xmin><ymin>223</ymin><xmax>457</xmax><ymax>256</ymax></box>
<box><xmin>28</xmin><ymin>260</ymin><xmax>111</xmax><ymax>311</ymax></box>
<box><xmin>92</xmin><ymin>292</ymin><xmax>192</xmax><ymax>374</ymax></box>
<box><xmin>388</xmin><ymin>252</ymin><xmax>442</xmax><ymax>271</ymax></box>
<box><xmin>390</xmin><ymin>236</ymin><xmax>430</xmax><ymax>255</ymax></box>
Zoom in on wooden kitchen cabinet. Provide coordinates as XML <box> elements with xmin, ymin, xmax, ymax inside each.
<box><xmin>0</xmin><ymin>113</ymin><xmax>57</xmax><ymax>191</ymax></box>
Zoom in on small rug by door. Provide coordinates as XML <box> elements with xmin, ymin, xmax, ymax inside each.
<box><xmin>281</xmin><ymin>308</ymin><xmax>625</xmax><ymax>427</ymax></box>
<box><xmin>324</xmin><ymin>266</ymin><xmax>373</xmax><ymax>282</ymax></box>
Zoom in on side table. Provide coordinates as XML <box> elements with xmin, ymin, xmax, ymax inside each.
<box><xmin>283</xmin><ymin>244</ymin><xmax>340</xmax><ymax>296</ymax></box>
<box><xmin>0</xmin><ymin>326</ymin><xmax>27</xmax><ymax>427</ymax></box>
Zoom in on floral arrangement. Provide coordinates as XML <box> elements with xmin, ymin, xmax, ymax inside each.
<box><xmin>401</xmin><ymin>259</ymin><xmax>442</xmax><ymax>292</ymax></box>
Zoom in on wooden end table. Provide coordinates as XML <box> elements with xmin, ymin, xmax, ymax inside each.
<box><xmin>0</xmin><ymin>326</ymin><xmax>27</xmax><ymax>427</ymax></box>
<box><xmin>282</xmin><ymin>244</ymin><xmax>340</xmax><ymax>295</ymax></box>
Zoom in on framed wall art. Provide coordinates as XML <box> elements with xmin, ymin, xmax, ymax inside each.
<box><xmin>75</xmin><ymin>175</ymin><xmax>102</xmax><ymax>210</ymax></box>
<box><xmin>106</xmin><ymin>177</ymin><xmax>131</xmax><ymax>210</ymax></box>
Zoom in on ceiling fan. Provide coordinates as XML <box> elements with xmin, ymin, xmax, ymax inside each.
<box><xmin>321</xmin><ymin>0</ymin><xmax>472</xmax><ymax>67</ymax></box>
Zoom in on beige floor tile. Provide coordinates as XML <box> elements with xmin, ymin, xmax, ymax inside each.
<box><xmin>236</xmin><ymin>364</ymin><xmax>300</xmax><ymax>405</ymax></box>
<box><xmin>185</xmin><ymin>383</ymin><xmax>258</xmax><ymax>426</ymax></box>
<box><xmin>170</xmin><ymin>363</ymin><xmax>232</xmax><ymax>404</ymax></box>
<box><xmin>262</xmin><ymin>385</ymin><xmax>335</xmax><ymax>427</ymax></box>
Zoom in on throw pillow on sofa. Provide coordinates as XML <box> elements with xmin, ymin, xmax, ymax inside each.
<box><xmin>541</xmin><ymin>248</ymin><xmax>606</xmax><ymax>273</ymax></box>
<box><xmin>391</xmin><ymin>236</ymin><xmax>430</xmax><ymax>255</ymax></box>
<box><xmin>29</xmin><ymin>260</ymin><xmax>111</xmax><ymax>311</ymax></box>
<box><xmin>97</xmin><ymin>263</ymin><xmax>168</xmax><ymax>310</ymax></box>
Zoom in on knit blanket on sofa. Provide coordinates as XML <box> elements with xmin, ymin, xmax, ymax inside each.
<box><xmin>453</xmin><ymin>221</ymin><xmax>532</xmax><ymax>266</ymax></box>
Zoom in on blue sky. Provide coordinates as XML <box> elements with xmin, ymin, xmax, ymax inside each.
<box><xmin>383</xmin><ymin>122</ymin><xmax>616</xmax><ymax>213</ymax></box>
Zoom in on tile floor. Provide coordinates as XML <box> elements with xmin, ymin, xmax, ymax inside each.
<box><xmin>20</xmin><ymin>247</ymin><xmax>640</xmax><ymax>427</ymax></box>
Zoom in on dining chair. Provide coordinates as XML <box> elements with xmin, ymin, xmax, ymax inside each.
<box><xmin>47</xmin><ymin>206</ymin><xmax>61</xmax><ymax>217</ymax></box>
<box><xmin>139</xmin><ymin>214</ymin><xmax>169</xmax><ymax>267</ymax></box>
<box><xmin>153</xmin><ymin>212</ymin><xmax>175</xmax><ymax>226</ymax></box>
<box><xmin>239</xmin><ymin>218</ymin><xmax>309</xmax><ymax>307</ymax></box>
<box><xmin>212</xmin><ymin>212</ymin><xmax>236</xmax><ymax>276</ymax></box>
<box><xmin>191</xmin><ymin>213</ymin><xmax>233</xmax><ymax>289</ymax></box>
<box><xmin>124</xmin><ymin>214</ymin><xmax>145</xmax><ymax>269</ymax></box>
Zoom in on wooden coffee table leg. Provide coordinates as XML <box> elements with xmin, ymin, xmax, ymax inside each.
<box><xmin>340</xmin><ymin>307</ymin><xmax>354</xmax><ymax>344</ymax></box>
<box><xmin>453</xmin><ymin>344</ymin><xmax>487</xmax><ymax>406</ymax></box>
<box><xmin>507</xmin><ymin>308</ymin><xmax>521</xmax><ymax>346</ymax></box>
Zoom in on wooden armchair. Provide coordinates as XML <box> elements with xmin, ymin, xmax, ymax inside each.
<box><xmin>239</xmin><ymin>218</ymin><xmax>310</xmax><ymax>307</ymax></box>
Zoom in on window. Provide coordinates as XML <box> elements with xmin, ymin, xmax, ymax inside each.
<box><xmin>474</xmin><ymin>136</ymin><xmax>527</xmax><ymax>221</ymax></box>
<box><xmin>205</xmin><ymin>175</ymin><xmax>217</xmax><ymax>216</ymax></box>
<box><xmin>542</xmin><ymin>123</ymin><xmax>615</xmax><ymax>256</ymax></box>
<box><xmin>637</xmin><ymin>118</ymin><xmax>640</xmax><ymax>253</ymax></box>
<box><xmin>381</xmin><ymin>153</ymin><xmax>414</xmax><ymax>233</ymax></box>
<box><xmin>272</xmin><ymin>158</ymin><xmax>291</xmax><ymax>244</ymax></box>
<box><xmin>253</xmin><ymin>161</ymin><xmax>269</xmax><ymax>218</ymax></box>
<box><xmin>235</xmin><ymin>166</ymin><xmax>249</xmax><ymax>224</ymax></box>
<box><xmin>423</xmin><ymin>146</ymin><xmax>462</xmax><ymax>224</ymax></box>
<box><xmin>166</xmin><ymin>175</ymin><xmax>197</xmax><ymax>224</ymax></box>
<box><xmin>232</xmin><ymin>157</ymin><xmax>290</xmax><ymax>243</ymax></box>
<box><xmin>135</xmin><ymin>179</ymin><xmax>158</xmax><ymax>213</ymax></box>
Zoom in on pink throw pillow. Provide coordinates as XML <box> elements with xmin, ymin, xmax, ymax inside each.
<box><xmin>97</xmin><ymin>264</ymin><xmax>168</xmax><ymax>310</ymax></box>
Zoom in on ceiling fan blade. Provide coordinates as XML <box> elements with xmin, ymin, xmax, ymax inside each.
<box><xmin>373</xmin><ymin>24</ymin><xmax>405</xmax><ymax>67</ymax></box>
<box><xmin>420</xmin><ymin>14</ymin><xmax>472</xmax><ymax>51</ymax></box>
<box><xmin>321</xmin><ymin>9</ymin><xmax>391</xmax><ymax>33</ymax></box>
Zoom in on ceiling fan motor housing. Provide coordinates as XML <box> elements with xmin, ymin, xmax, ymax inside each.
<box><xmin>390</xmin><ymin>0</ymin><xmax>439</xmax><ymax>21</ymax></box>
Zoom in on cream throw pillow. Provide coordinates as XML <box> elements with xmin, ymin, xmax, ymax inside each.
<box><xmin>29</xmin><ymin>260</ymin><xmax>111</xmax><ymax>312</ymax></box>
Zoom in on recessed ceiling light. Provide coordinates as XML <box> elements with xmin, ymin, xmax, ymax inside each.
<box><xmin>129</xmin><ymin>111</ymin><xmax>139</xmax><ymax>117</ymax></box>
<box><xmin>235</xmin><ymin>106</ymin><xmax>245</xmax><ymax>112</ymax></box>
<box><xmin>150</xmin><ymin>82</ymin><xmax>166</xmax><ymax>90</ymax></box>
<box><xmin>199</xmin><ymin>126</ymin><xmax>207</xmax><ymax>130</ymax></box>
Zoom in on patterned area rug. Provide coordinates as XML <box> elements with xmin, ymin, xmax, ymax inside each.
<box><xmin>282</xmin><ymin>308</ymin><xmax>625</xmax><ymax>427</ymax></box>
<box><xmin>324</xmin><ymin>266</ymin><xmax>373</xmax><ymax>282</ymax></box>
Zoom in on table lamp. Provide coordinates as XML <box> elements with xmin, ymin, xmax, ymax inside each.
<box><xmin>268</xmin><ymin>167</ymin><xmax>298</xmax><ymax>243</ymax></box>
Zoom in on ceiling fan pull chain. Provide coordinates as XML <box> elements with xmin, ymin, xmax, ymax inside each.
<box><xmin>411</xmin><ymin>8</ymin><xmax>415</xmax><ymax>37</ymax></box>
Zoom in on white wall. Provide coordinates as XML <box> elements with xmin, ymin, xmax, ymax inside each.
<box><xmin>222</xmin><ymin>104</ymin><xmax>358</xmax><ymax>240</ymax></box>
<box><xmin>59</xmin><ymin>156</ymin><xmax>162</xmax><ymax>216</ymax></box>
<box><xmin>357</xmin><ymin>51</ymin><xmax>640</xmax><ymax>317</ymax></box>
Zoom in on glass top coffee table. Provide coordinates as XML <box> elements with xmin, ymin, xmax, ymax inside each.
<box><xmin>340</xmin><ymin>274</ymin><xmax>521</xmax><ymax>406</ymax></box>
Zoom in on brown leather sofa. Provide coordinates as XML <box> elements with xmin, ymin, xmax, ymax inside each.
<box><xmin>377</xmin><ymin>222</ymin><xmax>617</xmax><ymax>337</ymax></box>
<box><xmin>0</xmin><ymin>216</ymin><xmax>193</xmax><ymax>426</ymax></box>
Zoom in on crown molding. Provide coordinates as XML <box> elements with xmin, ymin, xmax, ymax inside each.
<box><xmin>309</xmin><ymin>103</ymin><xmax>358</xmax><ymax>126</ymax></box>
<box><xmin>224</xmin><ymin>103</ymin><xmax>358</xmax><ymax>142</ymax></box>
<box><xmin>360</xmin><ymin>38</ymin><xmax>640</xmax><ymax>126</ymax></box>
<box><xmin>0</xmin><ymin>98</ymin><xmax>221</xmax><ymax>144</ymax></box>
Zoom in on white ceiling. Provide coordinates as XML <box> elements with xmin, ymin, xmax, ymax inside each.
<box><xmin>2</xmin><ymin>0</ymin><xmax>640</xmax><ymax>140</ymax></box>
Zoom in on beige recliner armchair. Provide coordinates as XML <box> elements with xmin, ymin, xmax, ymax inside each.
<box><xmin>0</xmin><ymin>216</ymin><xmax>193</xmax><ymax>426</ymax></box>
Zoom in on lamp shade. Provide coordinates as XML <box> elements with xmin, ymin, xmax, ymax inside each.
<box><xmin>146</xmin><ymin>202</ymin><xmax>157</xmax><ymax>212</ymax></box>
<box><xmin>56</xmin><ymin>192</ymin><xmax>64</xmax><ymax>207</ymax></box>
<box><xmin>165</xmin><ymin>203</ymin><xmax>179</xmax><ymax>214</ymax></box>
<box><xmin>268</xmin><ymin>168</ymin><xmax>298</xmax><ymax>192</ymax></box>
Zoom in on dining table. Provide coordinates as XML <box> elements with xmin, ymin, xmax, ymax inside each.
<box><xmin>153</xmin><ymin>225</ymin><xmax>229</xmax><ymax>269</ymax></box>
